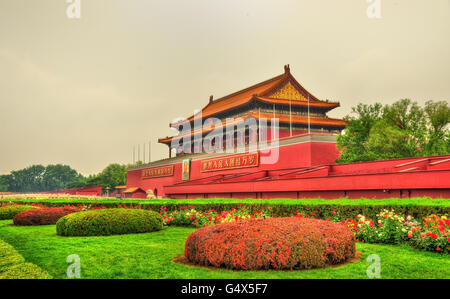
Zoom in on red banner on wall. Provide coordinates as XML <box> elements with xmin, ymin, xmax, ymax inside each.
<box><xmin>142</xmin><ymin>165</ymin><xmax>174</xmax><ymax>179</ymax></box>
<box><xmin>201</xmin><ymin>152</ymin><xmax>259</xmax><ymax>172</ymax></box>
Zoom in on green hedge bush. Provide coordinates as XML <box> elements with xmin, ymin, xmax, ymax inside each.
<box><xmin>0</xmin><ymin>239</ymin><xmax>52</xmax><ymax>279</ymax></box>
<box><xmin>0</xmin><ymin>205</ymin><xmax>39</xmax><ymax>220</ymax></box>
<box><xmin>3</xmin><ymin>197</ymin><xmax>449</xmax><ymax>220</ymax></box>
<box><xmin>56</xmin><ymin>208</ymin><xmax>164</xmax><ymax>236</ymax></box>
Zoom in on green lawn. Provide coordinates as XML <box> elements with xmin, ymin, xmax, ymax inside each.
<box><xmin>0</xmin><ymin>219</ymin><xmax>448</xmax><ymax>279</ymax></box>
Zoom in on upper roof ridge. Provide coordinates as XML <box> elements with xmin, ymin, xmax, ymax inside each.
<box><xmin>170</xmin><ymin>65</ymin><xmax>340</xmax><ymax>128</ymax></box>
<box><xmin>207</xmin><ymin>71</ymin><xmax>287</xmax><ymax>106</ymax></box>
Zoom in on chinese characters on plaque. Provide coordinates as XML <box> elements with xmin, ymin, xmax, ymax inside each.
<box><xmin>201</xmin><ymin>152</ymin><xmax>259</xmax><ymax>173</ymax></box>
<box><xmin>141</xmin><ymin>165</ymin><xmax>174</xmax><ymax>179</ymax></box>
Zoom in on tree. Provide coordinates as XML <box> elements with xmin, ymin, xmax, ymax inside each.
<box><xmin>8</xmin><ymin>165</ymin><xmax>46</xmax><ymax>192</ymax></box>
<box><xmin>382</xmin><ymin>99</ymin><xmax>427</xmax><ymax>156</ymax></box>
<box><xmin>423</xmin><ymin>100</ymin><xmax>450</xmax><ymax>156</ymax></box>
<box><xmin>365</xmin><ymin>120</ymin><xmax>413</xmax><ymax>160</ymax></box>
<box><xmin>336</xmin><ymin>102</ymin><xmax>383</xmax><ymax>163</ymax></box>
<box><xmin>97</xmin><ymin>164</ymin><xmax>127</xmax><ymax>191</ymax></box>
<box><xmin>6</xmin><ymin>164</ymin><xmax>81</xmax><ymax>192</ymax></box>
<box><xmin>41</xmin><ymin>164</ymin><xmax>82</xmax><ymax>191</ymax></box>
<box><xmin>337</xmin><ymin>99</ymin><xmax>450</xmax><ymax>163</ymax></box>
<box><xmin>67</xmin><ymin>163</ymin><xmax>128</xmax><ymax>192</ymax></box>
<box><xmin>0</xmin><ymin>175</ymin><xmax>10</xmax><ymax>192</ymax></box>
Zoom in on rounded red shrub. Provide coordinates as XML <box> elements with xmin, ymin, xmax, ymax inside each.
<box><xmin>185</xmin><ymin>217</ymin><xmax>356</xmax><ymax>270</ymax></box>
<box><xmin>13</xmin><ymin>207</ymin><xmax>80</xmax><ymax>226</ymax></box>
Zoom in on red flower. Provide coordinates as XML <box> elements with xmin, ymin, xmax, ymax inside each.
<box><xmin>430</xmin><ymin>233</ymin><xmax>438</xmax><ymax>239</ymax></box>
<box><xmin>437</xmin><ymin>247</ymin><xmax>441</xmax><ymax>251</ymax></box>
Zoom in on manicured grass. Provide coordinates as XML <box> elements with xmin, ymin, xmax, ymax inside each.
<box><xmin>0</xmin><ymin>219</ymin><xmax>448</xmax><ymax>279</ymax></box>
<box><xmin>0</xmin><ymin>237</ymin><xmax>52</xmax><ymax>279</ymax></box>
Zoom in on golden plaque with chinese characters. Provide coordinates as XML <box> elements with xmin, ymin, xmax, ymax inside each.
<box><xmin>201</xmin><ymin>152</ymin><xmax>259</xmax><ymax>172</ymax></box>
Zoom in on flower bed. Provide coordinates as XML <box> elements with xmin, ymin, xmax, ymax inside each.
<box><xmin>13</xmin><ymin>207</ymin><xmax>80</xmax><ymax>226</ymax></box>
<box><xmin>339</xmin><ymin>209</ymin><xmax>449</xmax><ymax>253</ymax></box>
<box><xmin>56</xmin><ymin>208</ymin><xmax>164</xmax><ymax>236</ymax></box>
<box><xmin>0</xmin><ymin>205</ymin><xmax>39</xmax><ymax>220</ymax></box>
<box><xmin>160</xmin><ymin>204</ymin><xmax>269</xmax><ymax>227</ymax></box>
<box><xmin>185</xmin><ymin>217</ymin><xmax>356</xmax><ymax>270</ymax></box>
<box><xmin>409</xmin><ymin>215</ymin><xmax>449</xmax><ymax>253</ymax></box>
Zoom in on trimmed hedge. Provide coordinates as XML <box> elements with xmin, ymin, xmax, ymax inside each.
<box><xmin>4</xmin><ymin>197</ymin><xmax>449</xmax><ymax>220</ymax></box>
<box><xmin>185</xmin><ymin>217</ymin><xmax>356</xmax><ymax>270</ymax></box>
<box><xmin>13</xmin><ymin>207</ymin><xmax>80</xmax><ymax>226</ymax></box>
<box><xmin>56</xmin><ymin>208</ymin><xmax>164</xmax><ymax>236</ymax></box>
<box><xmin>0</xmin><ymin>239</ymin><xmax>52</xmax><ymax>279</ymax></box>
<box><xmin>0</xmin><ymin>205</ymin><xmax>39</xmax><ymax>220</ymax></box>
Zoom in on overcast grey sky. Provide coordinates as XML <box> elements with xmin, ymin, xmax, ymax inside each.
<box><xmin>0</xmin><ymin>0</ymin><xmax>449</xmax><ymax>175</ymax></box>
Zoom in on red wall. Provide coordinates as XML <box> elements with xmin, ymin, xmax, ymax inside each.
<box><xmin>165</xmin><ymin>169</ymin><xmax>450</xmax><ymax>199</ymax></box>
<box><xmin>45</xmin><ymin>186</ymin><xmax>103</xmax><ymax>197</ymax></box>
<box><xmin>127</xmin><ymin>135</ymin><xmax>450</xmax><ymax>199</ymax></box>
<box><xmin>126</xmin><ymin>139</ymin><xmax>339</xmax><ymax>197</ymax></box>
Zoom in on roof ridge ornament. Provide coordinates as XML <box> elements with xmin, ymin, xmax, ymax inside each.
<box><xmin>209</xmin><ymin>95</ymin><xmax>214</xmax><ymax>103</ymax></box>
<box><xmin>284</xmin><ymin>64</ymin><xmax>290</xmax><ymax>74</ymax></box>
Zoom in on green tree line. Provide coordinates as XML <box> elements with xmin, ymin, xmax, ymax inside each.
<box><xmin>0</xmin><ymin>163</ymin><xmax>130</xmax><ymax>193</ymax></box>
<box><xmin>337</xmin><ymin>99</ymin><xmax>450</xmax><ymax>163</ymax></box>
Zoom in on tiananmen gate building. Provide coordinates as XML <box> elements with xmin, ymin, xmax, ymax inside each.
<box><xmin>125</xmin><ymin>65</ymin><xmax>450</xmax><ymax>199</ymax></box>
